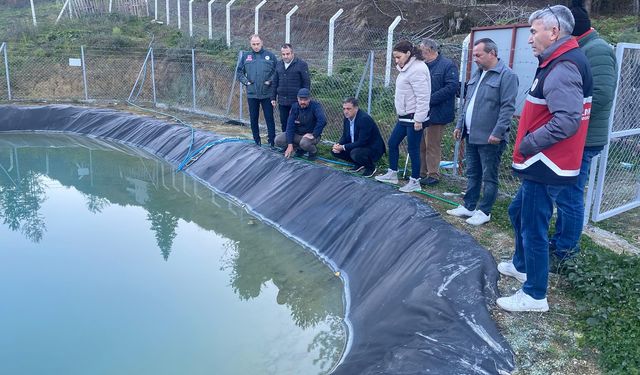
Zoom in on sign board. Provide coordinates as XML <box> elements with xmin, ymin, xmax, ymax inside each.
<box><xmin>69</xmin><ymin>58</ymin><xmax>82</xmax><ymax>67</ymax></box>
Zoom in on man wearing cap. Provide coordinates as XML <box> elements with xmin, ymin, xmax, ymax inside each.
<box><xmin>274</xmin><ymin>88</ymin><xmax>327</xmax><ymax>160</ymax></box>
<box><xmin>236</xmin><ymin>34</ymin><xmax>277</xmax><ymax>147</ymax></box>
<box><xmin>548</xmin><ymin>0</ymin><xmax>617</xmax><ymax>269</ymax></box>
<box><xmin>331</xmin><ymin>97</ymin><xmax>386</xmax><ymax>177</ymax></box>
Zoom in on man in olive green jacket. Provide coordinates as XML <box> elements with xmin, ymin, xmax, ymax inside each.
<box><xmin>550</xmin><ymin>0</ymin><xmax>617</xmax><ymax>267</ymax></box>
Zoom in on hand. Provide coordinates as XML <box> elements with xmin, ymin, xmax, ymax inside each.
<box><xmin>413</xmin><ymin>122</ymin><xmax>422</xmax><ymax>131</ymax></box>
<box><xmin>488</xmin><ymin>135</ymin><xmax>501</xmax><ymax>145</ymax></box>
<box><xmin>332</xmin><ymin>143</ymin><xmax>342</xmax><ymax>153</ymax></box>
<box><xmin>303</xmin><ymin>133</ymin><xmax>315</xmax><ymax>140</ymax></box>
<box><xmin>453</xmin><ymin>128</ymin><xmax>461</xmax><ymax>140</ymax></box>
<box><xmin>245</xmin><ymin>81</ymin><xmax>252</xmax><ymax>86</ymax></box>
<box><xmin>284</xmin><ymin>145</ymin><xmax>294</xmax><ymax>158</ymax></box>
<box><xmin>264</xmin><ymin>80</ymin><xmax>271</xmax><ymax>86</ymax></box>
<box><xmin>271</xmin><ymin>100</ymin><xmax>277</xmax><ymax>107</ymax></box>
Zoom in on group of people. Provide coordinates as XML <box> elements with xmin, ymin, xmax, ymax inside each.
<box><xmin>236</xmin><ymin>0</ymin><xmax>617</xmax><ymax>313</ymax></box>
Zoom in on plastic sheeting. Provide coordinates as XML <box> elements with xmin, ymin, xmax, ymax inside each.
<box><xmin>0</xmin><ymin>105</ymin><xmax>515</xmax><ymax>374</ymax></box>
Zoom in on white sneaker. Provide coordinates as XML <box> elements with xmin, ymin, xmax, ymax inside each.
<box><xmin>399</xmin><ymin>177</ymin><xmax>422</xmax><ymax>193</ymax></box>
<box><xmin>496</xmin><ymin>289</ymin><xmax>549</xmax><ymax>312</ymax></box>
<box><xmin>466</xmin><ymin>210</ymin><xmax>491</xmax><ymax>225</ymax></box>
<box><xmin>497</xmin><ymin>261</ymin><xmax>527</xmax><ymax>283</ymax></box>
<box><xmin>375</xmin><ymin>169</ymin><xmax>399</xmax><ymax>184</ymax></box>
<box><xmin>446</xmin><ymin>205</ymin><xmax>475</xmax><ymax>218</ymax></box>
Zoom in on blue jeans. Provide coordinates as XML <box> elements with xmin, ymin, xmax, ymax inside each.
<box><xmin>509</xmin><ymin>180</ymin><xmax>567</xmax><ymax>299</ymax></box>
<box><xmin>463</xmin><ymin>139</ymin><xmax>506</xmax><ymax>215</ymax></box>
<box><xmin>551</xmin><ymin>149</ymin><xmax>601</xmax><ymax>258</ymax></box>
<box><xmin>247</xmin><ymin>97</ymin><xmax>276</xmax><ymax>146</ymax></box>
<box><xmin>387</xmin><ymin>122</ymin><xmax>424</xmax><ymax>179</ymax></box>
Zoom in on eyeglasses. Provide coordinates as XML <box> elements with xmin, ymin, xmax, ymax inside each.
<box><xmin>545</xmin><ymin>5</ymin><xmax>561</xmax><ymax>33</ymax></box>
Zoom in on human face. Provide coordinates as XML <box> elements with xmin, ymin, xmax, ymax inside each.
<box><xmin>528</xmin><ymin>19</ymin><xmax>558</xmax><ymax>57</ymax></box>
<box><xmin>297</xmin><ymin>97</ymin><xmax>310</xmax><ymax>108</ymax></box>
<box><xmin>419</xmin><ymin>45</ymin><xmax>438</xmax><ymax>63</ymax></box>
<box><xmin>472</xmin><ymin>43</ymin><xmax>496</xmax><ymax>71</ymax></box>
<box><xmin>342</xmin><ymin>102</ymin><xmax>357</xmax><ymax>120</ymax></box>
<box><xmin>281</xmin><ymin>47</ymin><xmax>294</xmax><ymax>63</ymax></box>
<box><xmin>250</xmin><ymin>37</ymin><xmax>263</xmax><ymax>52</ymax></box>
<box><xmin>393</xmin><ymin>50</ymin><xmax>411</xmax><ymax>68</ymax></box>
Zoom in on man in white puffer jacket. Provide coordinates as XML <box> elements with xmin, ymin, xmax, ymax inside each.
<box><xmin>376</xmin><ymin>40</ymin><xmax>431</xmax><ymax>193</ymax></box>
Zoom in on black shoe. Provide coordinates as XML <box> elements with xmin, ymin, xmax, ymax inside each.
<box><xmin>362</xmin><ymin>167</ymin><xmax>377</xmax><ymax>178</ymax></box>
<box><xmin>349</xmin><ymin>165</ymin><xmax>364</xmax><ymax>173</ymax></box>
<box><xmin>420</xmin><ymin>176</ymin><xmax>440</xmax><ymax>186</ymax></box>
<box><xmin>294</xmin><ymin>149</ymin><xmax>305</xmax><ymax>157</ymax></box>
<box><xmin>307</xmin><ymin>152</ymin><xmax>317</xmax><ymax>161</ymax></box>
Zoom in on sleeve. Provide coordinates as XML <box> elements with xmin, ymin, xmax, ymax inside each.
<box><xmin>286</xmin><ymin>104</ymin><xmax>299</xmax><ymax>144</ymax></box>
<box><xmin>519</xmin><ymin>61</ymin><xmax>583</xmax><ymax>156</ymax></box>
<box><xmin>411</xmin><ymin>64</ymin><xmax>431</xmax><ymax>123</ymax></box>
<box><xmin>312</xmin><ymin>103</ymin><xmax>327</xmax><ymax>138</ymax></box>
<box><xmin>271</xmin><ymin>65</ymin><xmax>280</xmax><ymax>101</ymax></box>
<box><xmin>266</xmin><ymin>51</ymin><xmax>277</xmax><ymax>83</ymax></box>
<box><xmin>490</xmin><ymin>70</ymin><xmax>519</xmax><ymax>140</ymax></box>
<box><xmin>301</xmin><ymin>60</ymin><xmax>311</xmax><ymax>90</ymax></box>
<box><xmin>235</xmin><ymin>52</ymin><xmax>249</xmax><ymax>85</ymax></box>
<box><xmin>430</xmin><ymin>60</ymin><xmax>459</xmax><ymax>106</ymax></box>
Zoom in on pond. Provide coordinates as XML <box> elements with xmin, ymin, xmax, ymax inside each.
<box><xmin>0</xmin><ymin>133</ymin><xmax>346</xmax><ymax>375</ymax></box>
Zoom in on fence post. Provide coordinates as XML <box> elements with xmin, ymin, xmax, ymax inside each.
<box><xmin>1</xmin><ymin>43</ymin><xmax>11</xmax><ymax>100</ymax></box>
<box><xmin>128</xmin><ymin>48</ymin><xmax>152</xmax><ymax>102</ymax></box>
<box><xmin>56</xmin><ymin>0</ymin><xmax>71</xmax><ymax>24</ymax></box>
<box><xmin>108</xmin><ymin>0</ymin><xmax>112</xmax><ymax>13</ymax></box>
<box><xmin>191</xmin><ymin>49</ymin><xmax>196</xmax><ymax>111</ymax></box>
<box><xmin>384</xmin><ymin>16</ymin><xmax>401</xmax><ymax>87</ymax></box>
<box><xmin>81</xmin><ymin>46</ymin><xmax>88</xmax><ymax>100</ymax></box>
<box><xmin>226</xmin><ymin>0</ymin><xmax>237</xmax><ymax>47</ymax></box>
<box><xmin>355</xmin><ymin>52</ymin><xmax>370</xmax><ymax>99</ymax></box>
<box><xmin>368</xmin><ymin>50</ymin><xmax>374</xmax><ymax>114</ymax></box>
<box><xmin>285</xmin><ymin>5</ymin><xmax>299</xmax><ymax>44</ymax></box>
<box><xmin>452</xmin><ymin>34</ymin><xmax>471</xmax><ymax>175</ymax></box>
<box><xmin>226</xmin><ymin>50</ymin><xmax>243</xmax><ymax>116</ymax></box>
<box><xmin>154</xmin><ymin>0</ymin><xmax>158</xmax><ymax>20</ymax></box>
<box><xmin>30</xmin><ymin>0</ymin><xmax>37</xmax><ymax>26</ymax></box>
<box><xmin>150</xmin><ymin>48</ymin><xmax>157</xmax><ymax>106</ymax></box>
<box><xmin>255</xmin><ymin>0</ymin><xmax>267</xmax><ymax>35</ymax></box>
<box><xmin>189</xmin><ymin>0</ymin><xmax>194</xmax><ymax>37</ymax></box>
<box><xmin>208</xmin><ymin>0</ymin><xmax>216</xmax><ymax>39</ymax></box>
<box><xmin>166</xmin><ymin>0</ymin><xmax>170</xmax><ymax>25</ymax></box>
<box><xmin>177</xmin><ymin>0</ymin><xmax>182</xmax><ymax>29</ymax></box>
<box><xmin>327</xmin><ymin>8</ymin><xmax>343</xmax><ymax>76</ymax></box>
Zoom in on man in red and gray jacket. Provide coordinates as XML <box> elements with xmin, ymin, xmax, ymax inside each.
<box><xmin>496</xmin><ymin>5</ymin><xmax>593</xmax><ymax>312</ymax></box>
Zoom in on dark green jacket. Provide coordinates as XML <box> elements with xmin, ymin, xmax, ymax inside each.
<box><xmin>235</xmin><ymin>48</ymin><xmax>277</xmax><ymax>99</ymax></box>
<box><xmin>577</xmin><ymin>29</ymin><xmax>617</xmax><ymax>149</ymax></box>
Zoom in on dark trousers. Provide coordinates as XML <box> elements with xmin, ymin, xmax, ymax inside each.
<box><xmin>462</xmin><ymin>139</ymin><xmax>506</xmax><ymax>215</ymax></box>
<box><xmin>332</xmin><ymin>147</ymin><xmax>379</xmax><ymax>169</ymax></box>
<box><xmin>388</xmin><ymin>122</ymin><xmax>424</xmax><ymax>179</ymax></box>
<box><xmin>278</xmin><ymin>104</ymin><xmax>292</xmax><ymax>132</ymax></box>
<box><xmin>247</xmin><ymin>97</ymin><xmax>276</xmax><ymax>146</ymax></box>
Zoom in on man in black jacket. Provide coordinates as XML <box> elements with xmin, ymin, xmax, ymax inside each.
<box><xmin>271</xmin><ymin>43</ymin><xmax>311</xmax><ymax>132</ymax></box>
<box><xmin>418</xmin><ymin>38</ymin><xmax>459</xmax><ymax>186</ymax></box>
<box><xmin>236</xmin><ymin>34</ymin><xmax>277</xmax><ymax>147</ymax></box>
<box><xmin>331</xmin><ymin>97</ymin><xmax>386</xmax><ymax>177</ymax></box>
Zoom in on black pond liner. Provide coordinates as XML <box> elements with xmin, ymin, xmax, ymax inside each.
<box><xmin>0</xmin><ymin>105</ymin><xmax>515</xmax><ymax>374</ymax></box>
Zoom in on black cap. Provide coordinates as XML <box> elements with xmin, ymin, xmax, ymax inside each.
<box><xmin>297</xmin><ymin>88</ymin><xmax>310</xmax><ymax>98</ymax></box>
<box><xmin>570</xmin><ymin>0</ymin><xmax>591</xmax><ymax>36</ymax></box>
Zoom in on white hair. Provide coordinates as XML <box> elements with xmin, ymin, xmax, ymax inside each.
<box><xmin>529</xmin><ymin>5</ymin><xmax>575</xmax><ymax>37</ymax></box>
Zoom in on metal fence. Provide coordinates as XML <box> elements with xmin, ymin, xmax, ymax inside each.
<box><xmin>591</xmin><ymin>43</ymin><xmax>640</xmax><ymax>222</ymax></box>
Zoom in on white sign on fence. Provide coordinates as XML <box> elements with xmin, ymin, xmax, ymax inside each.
<box><xmin>69</xmin><ymin>58</ymin><xmax>82</xmax><ymax>67</ymax></box>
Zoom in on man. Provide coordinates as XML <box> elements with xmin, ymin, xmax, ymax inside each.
<box><xmin>446</xmin><ymin>38</ymin><xmax>518</xmax><ymax>226</ymax></box>
<box><xmin>271</xmin><ymin>43</ymin><xmax>311</xmax><ymax>132</ymax></box>
<box><xmin>235</xmin><ymin>34</ymin><xmax>277</xmax><ymax>147</ymax></box>
<box><xmin>549</xmin><ymin>0</ymin><xmax>617</xmax><ymax>269</ymax></box>
<box><xmin>331</xmin><ymin>97</ymin><xmax>386</xmax><ymax>177</ymax></box>
<box><xmin>274</xmin><ymin>88</ymin><xmax>327</xmax><ymax>160</ymax></box>
<box><xmin>418</xmin><ymin>38</ymin><xmax>459</xmax><ymax>186</ymax></box>
<box><xmin>496</xmin><ymin>5</ymin><xmax>593</xmax><ymax>312</ymax></box>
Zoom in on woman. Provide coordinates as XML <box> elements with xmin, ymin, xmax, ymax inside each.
<box><xmin>375</xmin><ymin>40</ymin><xmax>431</xmax><ymax>193</ymax></box>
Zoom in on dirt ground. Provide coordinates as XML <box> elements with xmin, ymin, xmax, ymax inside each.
<box><xmin>142</xmin><ymin>106</ymin><xmax>631</xmax><ymax>375</ymax></box>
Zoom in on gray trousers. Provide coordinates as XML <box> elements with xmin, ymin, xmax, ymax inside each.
<box><xmin>275</xmin><ymin>133</ymin><xmax>320</xmax><ymax>153</ymax></box>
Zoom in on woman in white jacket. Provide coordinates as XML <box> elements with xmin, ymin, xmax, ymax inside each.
<box><xmin>375</xmin><ymin>40</ymin><xmax>431</xmax><ymax>192</ymax></box>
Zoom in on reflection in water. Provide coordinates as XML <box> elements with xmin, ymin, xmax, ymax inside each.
<box><xmin>0</xmin><ymin>133</ymin><xmax>346</xmax><ymax>374</ymax></box>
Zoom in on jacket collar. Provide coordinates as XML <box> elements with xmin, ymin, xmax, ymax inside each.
<box><xmin>539</xmin><ymin>36</ymin><xmax>579</xmax><ymax>68</ymax></box>
<box><xmin>396</xmin><ymin>56</ymin><xmax>418</xmax><ymax>72</ymax></box>
<box><xmin>576</xmin><ymin>28</ymin><xmax>595</xmax><ymax>41</ymax></box>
